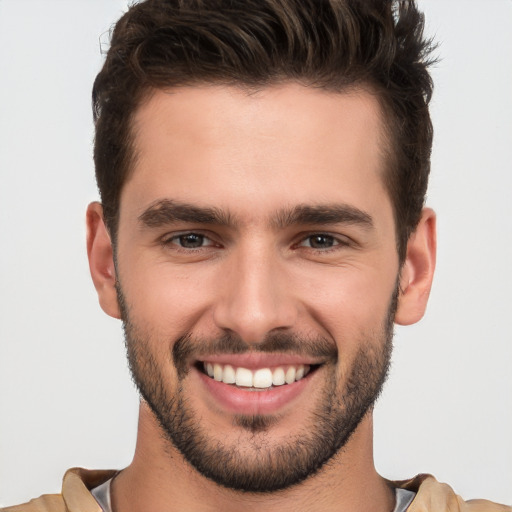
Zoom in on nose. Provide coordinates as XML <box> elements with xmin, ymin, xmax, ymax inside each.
<box><xmin>212</xmin><ymin>243</ymin><xmax>298</xmax><ymax>345</ymax></box>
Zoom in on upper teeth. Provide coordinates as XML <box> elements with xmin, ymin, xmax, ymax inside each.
<box><xmin>203</xmin><ymin>362</ymin><xmax>310</xmax><ymax>388</ymax></box>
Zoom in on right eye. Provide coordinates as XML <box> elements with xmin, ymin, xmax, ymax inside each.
<box><xmin>163</xmin><ymin>232</ymin><xmax>217</xmax><ymax>250</ymax></box>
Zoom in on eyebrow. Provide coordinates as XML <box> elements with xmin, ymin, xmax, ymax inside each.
<box><xmin>138</xmin><ymin>199</ymin><xmax>373</xmax><ymax>231</ymax></box>
<box><xmin>271</xmin><ymin>204</ymin><xmax>374</xmax><ymax>230</ymax></box>
<box><xmin>138</xmin><ymin>199</ymin><xmax>236</xmax><ymax>228</ymax></box>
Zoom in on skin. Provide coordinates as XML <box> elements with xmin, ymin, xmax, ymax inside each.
<box><xmin>87</xmin><ymin>83</ymin><xmax>436</xmax><ymax>512</ymax></box>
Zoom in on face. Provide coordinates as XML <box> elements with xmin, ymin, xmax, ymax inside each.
<box><xmin>113</xmin><ymin>84</ymin><xmax>402</xmax><ymax>492</ymax></box>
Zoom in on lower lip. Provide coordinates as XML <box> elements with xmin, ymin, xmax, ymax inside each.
<box><xmin>196</xmin><ymin>367</ymin><xmax>314</xmax><ymax>415</ymax></box>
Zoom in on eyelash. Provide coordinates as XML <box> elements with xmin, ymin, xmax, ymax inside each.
<box><xmin>161</xmin><ymin>232</ymin><xmax>219</xmax><ymax>251</ymax></box>
<box><xmin>295</xmin><ymin>233</ymin><xmax>349</xmax><ymax>251</ymax></box>
<box><xmin>161</xmin><ymin>231</ymin><xmax>351</xmax><ymax>253</ymax></box>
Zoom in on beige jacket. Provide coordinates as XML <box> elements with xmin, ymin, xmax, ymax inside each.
<box><xmin>1</xmin><ymin>468</ymin><xmax>510</xmax><ymax>512</ymax></box>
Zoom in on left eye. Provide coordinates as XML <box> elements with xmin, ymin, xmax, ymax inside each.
<box><xmin>299</xmin><ymin>234</ymin><xmax>340</xmax><ymax>249</ymax></box>
<box><xmin>169</xmin><ymin>233</ymin><xmax>213</xmax><ymax>249</ymax></box>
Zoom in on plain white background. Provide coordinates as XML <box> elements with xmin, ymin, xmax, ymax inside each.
<box><xmin>0</xmin><ymin>0</ymin><xmax>511</xmax><ymax>506</ymax></box>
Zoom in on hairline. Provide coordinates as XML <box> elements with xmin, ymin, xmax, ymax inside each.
<box><xmin>106</xmin><ymin>78</ymin><xmax>405</xmax><ymax>260</ymax></box>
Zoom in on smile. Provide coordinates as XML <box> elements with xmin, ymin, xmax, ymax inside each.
<box><xmin>202</xmin><ymin>362</ymin><xmax>312</xmax><ymax>390</ymax></box>
<box><xmin>194</xmin><ymin>354</ymin><xmax>324</xmax><ymax>415</ymax></box>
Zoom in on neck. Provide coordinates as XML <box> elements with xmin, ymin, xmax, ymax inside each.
<box><xmin>112</xmin><ymin>403</ymin><xmax>394</xmax><ymax>512</ymax></box>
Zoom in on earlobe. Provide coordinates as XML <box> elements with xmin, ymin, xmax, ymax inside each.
<box><xmin>86</xmin><ymin>202</ymin><xmax>121</xmax><ymax>319</ymax></box>
<box><xmin>395</xmin><ymin>208</ymin><xmax>437</xmax><ymax>326</ymax></box>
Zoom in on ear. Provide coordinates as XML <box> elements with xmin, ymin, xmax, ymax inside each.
<box><xmin>86</xmin><ymin>202</ymin><xmax>121</xmax><ymax>319</ymax></box>
<box><xmin>395</xmin><ymin>208</ymin><xmax>437</xmax><ymax>326</ymax></box>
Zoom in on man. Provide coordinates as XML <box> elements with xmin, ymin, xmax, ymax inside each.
<box><xmin>1</xmin><ymin>0</ymin><xmax>510</xmax><ymax>511</ymax></box>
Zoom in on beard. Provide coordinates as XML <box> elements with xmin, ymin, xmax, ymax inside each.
<box><xmin>117</xmin><ymin>283</ymin><xmax>397</xmax><ymax>493</ymax></box>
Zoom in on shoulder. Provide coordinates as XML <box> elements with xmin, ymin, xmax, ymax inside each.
<box><xmin>393</xmin><ymin>474</ymin><xmax>512</xmax><ymax>512</ymax></box>
<box><xmin>464</xmin><ymin>500</ymin><xmax>512</xmax><ymax>512</ymax></box>
<box><xmin>0</xmin><ymin>468</ymin><xmax>117</xmax><ymax>512</ymax></box>
<box><xmin>0</xmin><ymin>494</ymin><xmax>66</xmax><ymax>512</ymax></box>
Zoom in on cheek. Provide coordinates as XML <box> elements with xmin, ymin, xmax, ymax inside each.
<box><xmin>118</xmin><ymin>256</ymin><xmax>217</xmax><ymax>334</ymax></box>
<box><xmin>297</xmin><ymin>263</ymin><xmax>397</xmax><ymax>339</ymax></box>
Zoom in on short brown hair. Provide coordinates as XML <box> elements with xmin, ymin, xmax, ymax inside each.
<box><xmin>93</xmin><ymin>0</ymin><xmax>436</xmax><ymax>262</ymax></box>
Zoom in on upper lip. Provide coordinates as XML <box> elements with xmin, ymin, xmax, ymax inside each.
<box><xmin>196</xmin><ymin>353</ymin><xmax>324</xmax><ymax>369</ymax></box>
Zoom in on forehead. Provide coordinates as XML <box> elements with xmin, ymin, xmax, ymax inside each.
<box><xmin>124</xmin><ymin>83</ymin><xmax>390</xmax><ymax>224</ymax></box>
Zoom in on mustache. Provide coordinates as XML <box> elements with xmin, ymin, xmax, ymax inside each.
<box><xmin>172</xmin><ymin>331</ymin><xmax>338</xmax><ymax>377</ymax></box>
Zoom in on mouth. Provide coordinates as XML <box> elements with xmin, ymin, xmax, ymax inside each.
<box><xmin>199</xmin><ymin>361</ymin><xmax>318</xmax><ymax>391</ymax></box>
<box><xmin>193</xmin><ymin>356</ymin><xmax>323</xmax><ymax>415</ymax></box>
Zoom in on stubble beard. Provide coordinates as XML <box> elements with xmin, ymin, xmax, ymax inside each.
<box><xmin>117</xmin><ymin>284</ymin><xmax>397</xmax><ymax>493</ymax></box>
